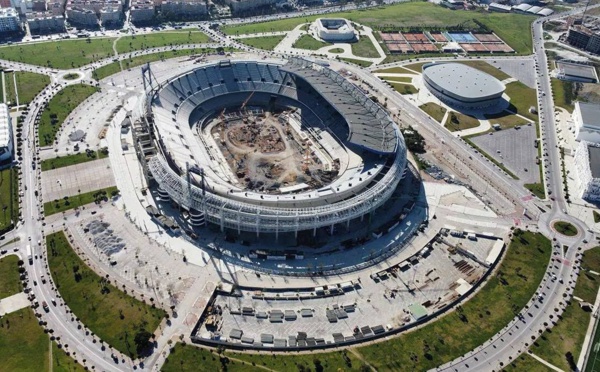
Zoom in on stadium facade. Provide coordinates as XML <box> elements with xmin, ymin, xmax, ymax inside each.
<box><xmin>145</xmin><ymin>58</ymin><xmax>407</xmax><ymax>237</ymax></box>
<box><xmin>422</xmin><ymin>63</ymin><xmax>505</xmax><ymax>109</ymax></box>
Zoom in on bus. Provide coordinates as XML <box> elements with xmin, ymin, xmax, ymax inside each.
<box><xmin>26</xmin><ymin>245</ymin><xmax>32</xmax><ymax>264</ymax></box>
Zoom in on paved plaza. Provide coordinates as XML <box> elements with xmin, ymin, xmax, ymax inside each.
<box><xmin>41</xmin><ymin>158</ymin><xmax>116</xmax><ymax>201</ymax></box>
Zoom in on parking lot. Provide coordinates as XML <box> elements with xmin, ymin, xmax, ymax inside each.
<box><xmin>471</xmin><ymin>124</ymin><xmax>539</xmax><ymax>184</ymax></box>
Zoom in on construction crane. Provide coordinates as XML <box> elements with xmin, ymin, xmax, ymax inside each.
<box><xmin>241</xmin><ymin>91</ymin><xmax>255</xmax><ymax>112</ymax></box>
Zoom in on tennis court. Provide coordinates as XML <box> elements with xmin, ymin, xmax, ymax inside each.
<box><xmin>447</xmin><ymin>32</ymin><xmax>477</xmax><ymax>43</ymax></box>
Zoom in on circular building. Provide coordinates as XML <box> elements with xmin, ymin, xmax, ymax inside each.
<box><xmin>422</xmin><ymin>63</ymin><xmax>505</xmax><ymax>109</ymax></box>
<box><xmin>145</xmin><ymin>58</ymin><xmax>407</xmax><ymax>237</ymax></box>
<box><xmin>315</xmin><ymin>18</ymin><xmax>356</xmax><ymax>42</ymax></box>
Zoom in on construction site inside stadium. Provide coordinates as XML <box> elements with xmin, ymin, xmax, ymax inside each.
<box><xmin>140</xmin><ymin>57</ymin><xmax>415</xmax><ymax>247</ymax></box>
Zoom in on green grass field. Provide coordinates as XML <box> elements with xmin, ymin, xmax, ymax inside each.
<box><xmin>594</xmin><ymin>211</ymin><xmax>600</xmax><ymax>224</ymax></box>
<box><xmin>47</xmin><ymin>231</ymin><xmax>166</xmax><ymax>358</ymax></box>
<box><xmin>292</xmin><ymin>34</ymin><xmax>330</xmax><ymax>50</ymax></box>
<box><xmin>484</xmin><ymin>111</ymin><xmax>531</xmax><ymax>130</ymax></box>
<box><xmin>0</xmin><ymin>307</ymin><xmax>86</xmax><ymax>372</ymax></box>
<box><xmin>338</xmin><ymin>57</ymin><xmax>373</xmax><ymax>67</ymax></box>
<box><xmin>2</xmin><ymin>71</ymin><xmax>50</xmax><ymax>106</ymax></box>
<box><xmin>0</xmin><ymin>38</ymin><xmax>115</xmax><ymax>69</ymax></box>
<box><xmin>221</xmin><ymin>3</ymin><xmax>534</xmax><ymax>54</ymax></box>
<box><xmin>329</xmin><ymin>47</ymin><xmax>345</xmax><ymax>53</ymax></box>
<box><xmin>403</xmin><ymin>61</ymin><xmax>428</xmax><ymax>72</ymax></box>
<box><xmin>445</xmin><ymin>111</ymin><xmax>480</xmax><ymax>132</ymax></box>
<box><xmin>575</xmin><ymin>248</ymin><xmax>600</xmax><ymax>303</ymax></box>
<box><xmin>551</xmin><ymin>78</ymin><xmax>575</xmax><ymax>113</ymax></box>
<box><xmin>0</xmin><ymin>167</ymin><xmax>18</xmax><ymax>231</ymax></box>
<box><xmin>386</xmin><ymin>77</ymin><xmax>413</xmax><ymax>83</ymax></box>
<box><xmin>553</xmin><ymin>221</ymin><xmax>578</xmax><ymax>237</ymax></box>
<box><xmin>351</xmin><ymin>36</ymin><xmax>380</xmax><ymax>58</ymax></box>
<box><xmin>525</xmin><ymin>183</ymin><xmax>546</xmax><ymax>199</ymax></box>
<box><xmin>169</xmin><ymin>230</ymin><xmax>551</xmax><ymax>372</ymax></box>
<box><xmin>419</xmin><ymin>102</ymin><xmax>446</xmax><ymax>123</ymax></box>
<box><xmin>389</xmin><ymin>81</ymin><xmax>418</xmax><ymax>94</ymax></box>
<box><xmin>240</xmin><ymin>35</ymin><xmax>285</xmax><ymax>50</ymax></box>
<box><xmin>40</xmin><ymin>149</ymin><xmax>109</xmax><ymax>171</ymax></box>
<box><xmin>0</xmin><ymin>255</ymin><xmax>21</xmax><ymax>299</ymax></box>
<box><xmin>505</xmin><ymin>81</ymin><xmax>538</xmax><ymax>121</ymax></box>
<box><xmin>43</xmin><ymin>186</ymin><xmax>118</xmax><ymax>216</ymax></box>
<box><xmin>374</xmin><ymin>66</ymin><xmax>415</xmax><ymax>74</ymax></box>
<box><xmin>38</xmin><ymin>84</ymin><xmax>98</xmax><ymax>147</ymax></box>
<box><xmin>94</xmin><ymin>48</ymin><xmax>236</xmax><ymax>80</ymax></box>
<box><xmin>164</xmin><ymin>343</ymin><xmax>367</xmax><ymax>372</ymax></box>
<box><xmin>115</xmin><ymin>31</ymin><xmax>210</xmax><ymax>54</ymax></box>
<box><xmin>505</xmin><ymin>353</ymin><xmax>553</xmax><ymax>371</ymax></box>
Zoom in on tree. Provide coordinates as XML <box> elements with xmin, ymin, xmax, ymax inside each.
<box><xmin>134</xmin><ymin>329</ymin><xmax>153</xmax><ymax>356</ymax></box>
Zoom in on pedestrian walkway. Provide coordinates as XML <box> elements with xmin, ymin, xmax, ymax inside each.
<box><xmin>0</xmin><ymin>292</ymin><xmax>29</xmax><ymax>316</ymax></box>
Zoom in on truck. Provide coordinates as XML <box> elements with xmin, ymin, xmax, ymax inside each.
<box><xmin>26</xmin><ymin>245</ymin><xmax>32</xmax><ymax>264</ymax></box>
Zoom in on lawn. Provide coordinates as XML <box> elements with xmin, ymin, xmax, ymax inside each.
<box><xmin>594</xmin><ymin>210</ymin><xmax>600</xmax><ymax>224</ymax></box>
<box><xmin>419</xmin><ymin>102</ymin><xmax>446</xmax><ymax>123</ymax></box>
<box><xmin>403</xmin><ymin>61</ymin><xmax>428</xmax><ymax>72</ymax></box>
<box><xmin>220</xmin><ymin>3</ymin><xmax>534</xmax><ymax>54</ymax></box>
<box><xmin>529</xmin><ymin>247</ymin><xmax>600</xmax><ymax>371</ymax></box>
<box><xmin>459</xmin><ymin>60</ymin><xmax>511</xmax><ymax>81</ymax></box>
<box><xmin>0</xmin><ymin>38</ymin><xmax>115</xmax><ymax>69</ymax></box>
<box><xmin>115</xmin><ymin>31</ymin><xmax>210</xmax><ymax>54</ymax></box>
<box><xmin>329</xmin><ymin>48</ymin><xmax>344</xmax><ymax>53</ymax></box>
<box><xmin>389</xmin><ymin>81</ymin><xmax>418</xmax><ymax>94</ymax></box>
<box><xmin>525</xmin><ymin>183</ymin><xmax>546</xmax><ymax>199</ymax></box>
<box><xmin>484</xmin><ymin>111</ymin><xmax>532</xmax><ymax>130</ymax></box>
<box><xmin>171</xmin><ymin>231</ymin><xmax>551</xmax><ymax>371</ymax></box>
<box><xmin>0</xmin><ymin>306</ymin><xmax>86</xmax><ymax>372</ymax></box>
<box><xmin>386</xmin><ymin>76</ymin><xmax>413</xmax><ymax>83</ymax></box>
<box><xmin>574</xmin><ymin>247</ymin><xmax>600</xmax><ymax>304</ymax></box>
<box><xmin>551</xmin><ymin>78</ymin><xmax>575</xmax><ymax>113</ymax></box>
<box><xmin>351</xmin><ymin>36</ymin><xmax>380</xmax><ymax>58</ymax></box>
<box><xmin>444</xmin><ymin>111</ymin><xmax>480</xmax><ymax>132</ymax></box>
<box><xmin>2</xmin><ymin>71</ymin><xmax>50</xmax><ymax>106</ymax></box>
<box><xmin>240</xmin><ymin>35</ymin><xmax>285</xmax><ymax>50</ymax></box>
<box><xmin>374</xmin><ymin>66</ymin><xmax>415</xmax><ymax>74</ymax></box>
<box><xmin>43</xmin><ymin>186</ymin><xmax>119</xmax><ymax>216</ymax></box>
<box><xmin>0</xmin><ymin>254</ymin><xmax>21</xmax><ymax>299</ymax></box>
<box><xmin>0</xmin><ymin>167</ymin><xmax>18</xmax><ymax>231</ymax></box>
<box><xmin>46</xmin><ymin>231</ymin><xmax>166</xmax><ymax>358</ymax></box>
<box><xmin>164</xmin><ymin>343</ymin><xmax>367</xmax><ymax>372</ymax></box>
<box><xmin>38</xmin><ymin>84</ymin><xmax>98</xmax><ymax>147</ymax></box>
<box><xmin>338</xmin><ymin>57</ymin><xmax>373</xmax><ymax>68</ymax></box>
<box><xmin>505</xmin><ymin>353</ymin><xmax>553</xmax><ymax>371</ymax></box>
<box><xmin>553</xmin><ymin>221</ymin><xmax>578</xmax><ymax>237</ymax></box>
<box><xmin>40</xmin><ymin>148</ymin><xmax>109</xmax><ymax>171</ymax></box>
<box><xmin>505</xmin><ymin>81</ymin><xmax>538</xmax><ymax>121</ymax></box>
<box><xmin>292</xmin><ymin>34</ymin><xmax>330</xmax><ymax>50</ymax></box>
<box><xmin>93</xmin><ymin>48</ymin><xmax>236</xmax><ymax>80</ymax></box>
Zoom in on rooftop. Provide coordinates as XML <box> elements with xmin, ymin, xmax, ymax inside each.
<box><xmin>588</xmin><ymin>144</ymin><xmax>600</xmax><ymax>179</ymax></box>
<box><xmin>423</xmin><ymin>63</ymin><xmax>505</xmax><ymax>100</ymax></box>
<box><xmin>577</xmin><ymin>102</ymin><xmax>600</xmax><ymax>129</ymax></box>
<box><xmin>558</xmin><ymin>61</ymin><xmax>598</xmax><ymax>81</ymax></box>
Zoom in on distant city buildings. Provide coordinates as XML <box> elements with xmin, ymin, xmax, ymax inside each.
<box><xmin>0</xmin><ymin>7</ymin><xmax>20</xmax><ymax>32</ymax></box>
<box><xmin>161</xmin><ymin>0</ymin><xmax>207</xmax><ymax>19</ymax></box>
<box><xmin>567</xmin><ymin>25</ymin><xmax>600</xmax><ymax>54</ymax></box>
<box><xmin>129</xmin><ymin>0</ymin><xmax>154</xmax><ymax>23</ymax></box>
<box><xmin>223</xmin><ymin>0</ymin><xmax>277</xmax><ymax>14</ymax></box>
<box><xmin>27</xmin><ymin>11</ymin><xmax>65</xmax><ymax>33</ymax></box>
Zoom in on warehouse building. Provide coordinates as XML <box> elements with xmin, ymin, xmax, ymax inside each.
<box><xmin>575</xmin><ymin>141</ymin><xmax>600</xmax><ymax>201</ymax></box>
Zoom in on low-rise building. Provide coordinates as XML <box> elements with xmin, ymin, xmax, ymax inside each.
<box><xmin>161</xmin><ymin>0</ymin><xmax>206</xmax><ymax>18</ymax></box>
<box><xmin>0</xmin><ymin>7</ymin><xmax>20</xmax><ymax>32</ymax></box>
<box><xmin>224</xmin><ymin>0</ymin><xmax>276</xmax><ymax>14</ymax></box>
<box><xmin>315</xmin><ymin>18</ymin><xmax>356</xmax><ymax>42</ymax></box>
<box><xmin>0</xmin><ymin>104</ymin><xmax>14</xmax><ymax>164</ymax></box>
<box><xmin>27</xmin><ymin>11</ymin><xmax>65</xmax><ymax>33</ymax></box>
<box><xmin>556</xmin><ymin>61</ymin><xmax>598</xmax><ymax>83</ymax></box>
<box><xmin>130</xmin><ymin>0</ymin><xmax>154</xmax><ymax>23</ymax></box>
<box><xmin>574</xmin><ymin>102</ymin><xmax>600</xmax><ymax>143</ymax></box>
<box><xmin>575</xmin><ymin>141</ymin><xmax>600</xmax><ymax>201</ymax></box>
<box><xmin>99</xmin><ymin>5</ymin><xmax>121</xmax><ymax>24</ymax></box>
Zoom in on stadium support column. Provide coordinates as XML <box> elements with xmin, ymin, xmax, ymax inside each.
<box><xmin>256</xmin><ymin>212</ymin><xmax>260</xmax><ymax>238</ymax></box>
<box><xmin>295</xmin><ymin>215</ymin><xmax>299</xmax><ymax>238</ymax></box>
<box><xmin>220</xmin><ymin>204</ymin><xmax>225</xmax><ymax>232</ymax></box>
<box><xmin>330</xmin><ymin>224</ymin><xmax>334</xmax><ymax>235</ymax></box>
<box><xmin>346</xmin><ymin>219</ymin><xmax>350</xmax><ymax>230</ymax></box>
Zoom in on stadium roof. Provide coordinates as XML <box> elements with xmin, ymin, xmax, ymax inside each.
<box><xmin>537</xmin><ymin>8</ymin><xmax>554</xmax><ymax>16</ymax></box>
<box><xmin>281</xmin><ymin>58</ymin><xmax>398</xmax><ymax>154</ymax></box>
<box><xmin>423</xmin><ymin>63</ymin><xmax>505</xmax><ymax>101</ymax></box>
<box><xmin>0</xmin><ymin>104</ymin><xmax>11</xmax><ymax>149</ymax></box>
<box><xmin>515</xmin><ymin>3</ymin><xmax>532</xmax><ymax>11</ymax></box>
